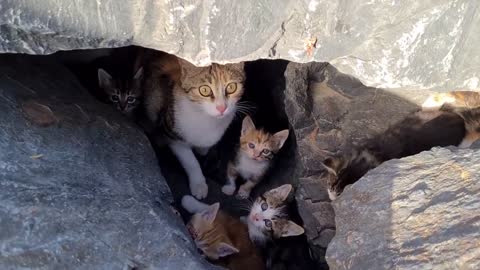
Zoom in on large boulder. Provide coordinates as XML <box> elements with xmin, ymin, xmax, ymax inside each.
<box><xmin>0</xmin><ymin>55</ymin><xmax>214</xmax><ymax>269</ymax></box>
<box><xmin>1</xmin><ymin>0</ymin><xmax>480</xmax><ymax>90</ymax></box>
<box><xmin>326</xmin><ymin>147</ymin><xmax>480</xmax><ymax>269</ymax></box>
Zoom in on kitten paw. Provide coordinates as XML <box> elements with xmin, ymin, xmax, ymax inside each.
<box><xmin>236</xmin><ymin>189</ymin><xmax>250</xmax><ymax>199</ymax></box>
<box><xmin>190</xmin><ymin>181</ymin><xmax>208</xmax><ymax>199</ymax></box>
<box><xmin>221</xmin><ymin>184</ymin><xmax>236</xmax><ymax>196</ymax></box>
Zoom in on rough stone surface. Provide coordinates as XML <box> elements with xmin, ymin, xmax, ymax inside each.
<box><xmin>0</xmin><ymin>55</ymin><xmax>214</xmax><ymax>270</ymax></box>
<box><xmin>326</xmin><ymin>147</ymin><xmax>480</xmax><ymax>270</ymax></box>
<box><xmin>283</xmin><ymin>61</ymin><xmax>448</xmax><ymax>259</ymax></box>
<box><xmin>1</xmin><ymin>0</ymin><xmax>480</xmax><ymax>90</ymax></box>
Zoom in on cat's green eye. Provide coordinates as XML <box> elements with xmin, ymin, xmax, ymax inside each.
<box><xmin>111</xmin><ymin>95</ymin><xmax>119</xmax><ymax>102</ymax></box>
<box><xmin>225</xmin><ymin>83</ymin><xmax>237</xmax><ymax>94</ymax></box>
<box><xmin>199</xmin><ymin>85</ymin><xmax>213</xmax><ymax>97</ymax></box>
<box><xmin>262</xmin><ymin>149</ymin><xmax>271</xmax><ymax>155</ymax></box>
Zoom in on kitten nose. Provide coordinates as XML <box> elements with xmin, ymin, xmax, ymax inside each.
<box><xmin>216</xmin><ymin>104</ymin><xmax>226</xmax><ymax>114</ymax></box>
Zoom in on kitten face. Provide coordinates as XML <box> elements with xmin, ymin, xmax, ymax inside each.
<box><xmin>240</xmin><ymin>116</ymin><xmax>289</xmax><ymax>162</ymax></box>
<box><xmin>247</xmin><ymin>184</ymin><xmax>304</xmax><ymax>243</ymax></box>
<box><xmin>186</xmin><ymin>203</ymin><xmax>239</xmax><ymax>260</ymax></box>
<box><xmin>98</xmin><ymin>67</ymin><xmax>144</xmax><ymax>115</ymax></box>
<box><xmin>177</xmin><ymin>59</ymin><xmax>245</xmax><ymax>118</ymax></box>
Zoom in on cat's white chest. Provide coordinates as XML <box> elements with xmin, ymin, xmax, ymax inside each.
<box><xmin>174</xmin><ymin>97</ymin><xmax>234</xmax><ymax>148</ymax></box>
<box><xmin>236</xmin><ymin>153</ymin><xmax>269</xmax><ymax>180</ymax></box>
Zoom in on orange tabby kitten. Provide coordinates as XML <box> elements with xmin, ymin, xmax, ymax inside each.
<box><xmin>181</xmin><ymin>196</ymin><xmax>265</xmax><ymax>270</ymax></box>
<box><xmin>222</xmin><ymin>116</ymin><xmax>289</xmax><ymax>199</ymax></box>
<box><xmin>422</xmin><ymin>90</ymin><xmax>480</xmax><ymax>111</ymax></box>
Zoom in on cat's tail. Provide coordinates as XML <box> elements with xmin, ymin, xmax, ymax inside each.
<box><xmin>181</xmin><ymin>195</ymin><xmax>210</xmax><ymax>214</ymax></box>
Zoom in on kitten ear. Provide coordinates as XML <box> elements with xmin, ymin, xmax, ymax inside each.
<box><xmin>227</xmin><ymin>62</ymin><xmax>245</xmax><ymax>73</ymax></box>
<box><xmin>200</xmin><ymin>202</ymin><xmax>220</xmax><ymax>224</ymax></box>
<box><xmin>322</xmin><ymin>156</ymin><xmax>343</xmax><ymax>176</ymax></box>
<box><xmin>279</xmin><ymin>221</ymin><xmax>305</xmax><ymax>237</ymax></box>
<box><xmin>272</xmin><ymin>129</ymin><xmax>289</xmax><ymax>150</ymax></box>
<box><xmin>177</xmin><ymin>58</ymin><xmax>198</xmax><ymax>80</ymax></box>
<box><xmin>216</xmin><ymin>242</ymin><xmax>239</xmax><ymax>258</ymax></box>
<box><xmin>241</xmin><ymin>116</ymin><xmax>256</xmax><ymax>135</ymax></box>
<box><xmin>266</xmin><ymin>184</ymin><xmax>292</xmax><ymax>202</ymax></box>
<box><xmin>133</xmin><ymin>66</ymin><xmax>144</xmax><ymax>80</ymax></box>
<box><xmin>97</xmin><ymin>68</ymin><xmax>113</xmax><ymax>89</ymax></box>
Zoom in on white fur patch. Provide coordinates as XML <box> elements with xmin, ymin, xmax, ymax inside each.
<box><xmin>236</xmin><ymin>152</ymin><xmax>270</xmax><ymax>180</ymax></box>
<box><xmin>328</xmin><ymin>188</ymin><xmax>338</xmax><ymax>201</ymax></box>
<box><xmin>174</xmin><ymin>95</ymin><xmax>236</xmax><ymax>148</ymax></box>
<box><xmin>181</xmin><ymin>195</ymin><xmax>209</xmax><ymax>214</ymax></box>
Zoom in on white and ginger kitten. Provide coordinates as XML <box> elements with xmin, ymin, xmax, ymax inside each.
<box><xmin>246</xmin><ymin>184</ymin><xmax>304</xmax><ymax>244</ymax></box>
<box><xmin>222</xmin><ymin>116</ymin><xmax>289</xmax><ymax>199</ymax></box>
<box><xmin>144</xmin><ymin>52</ymin><xmax>245</xmax><ymax>199</ymax></box>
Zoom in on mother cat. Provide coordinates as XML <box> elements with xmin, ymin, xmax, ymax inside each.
<box><xmin>143</xmin><ymin>52</ymin><xmax>245</xmax><ymax>199</ymax></box>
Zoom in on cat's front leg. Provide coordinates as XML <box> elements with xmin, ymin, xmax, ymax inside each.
<box><xmin>169</xmin><ymin>141</ymin><xmax>208</xmax><ymax>199</ymax></box>
<box><xmin>237</xmin><ymin>180</ymin><xmax>257</xmax><ymax>199</ymax></box>
<box><xmin>222</xmin><ymin>162</ymin><xmax>238</xmax><ymax>196</ymax></box>
<box><xmin>194</xmin><ymin>146</ymin><xmax>210</xmax><ymax>156</ymax></box>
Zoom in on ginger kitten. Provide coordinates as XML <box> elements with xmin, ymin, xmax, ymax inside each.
<box><xmin>222</xmin><ymin>116</ymin><xmax>289</xmax><ymax>198</ymax></box>
<box><xmin>143</xmin><ymin>54</ymin><xmax>245</xmax><ymax>199</ymax></box>
<box><xmin>181</xmin><ymin>196</ymin><xmax>265</xmax><ymax>270</ymax></box>
<box><xmin>324</xmin><ymin>98</ymin><xmax>480</xmax><ymax>200</ymax></box>
<box><xmin>246</xmin><ymin>184</ymin><xmax>305</xmax><ymax>244</ymax></box>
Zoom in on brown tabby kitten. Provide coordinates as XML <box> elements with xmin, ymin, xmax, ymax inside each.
<box><xmin>143</xmin><ymin>54</ymin><xmax>245</xmax><ymax>199</ymax></box>
<box><xmin>222</xmin><ymin>116</ymin><xmax>289</xmax><ymax>199</ymax></box>
<box><xmin>324</xmin><ymin>99</ymin><xmax>480</xmax><ymax>200</ymax></box>
<box><xmin>247</xmin><ymin>184</ymin><xmax>305</xmax><ymax>244</ymax></box>
<box><xmin>181</xmin><ymin>196</ymin><xmax>265</xmax><ymax>270</ymax></box>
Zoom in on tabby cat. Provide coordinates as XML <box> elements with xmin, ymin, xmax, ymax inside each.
<box><xmin>246</xmin><ymin>184</ymin><xmax>305</xmax><ymax>244</ymax></box>
<box><xmin>143</xmin><ymin>53</ymin><xmax>245</xmax><ymax>199</ymax></box>
<box><xmin>181</xmin><ymin>195</ymin><xmax>265</xmax><ymax>270</ymax></box>
<box><xmin>325</xmin><ymin>91</ymin><xmax>480</xmax><ymax>200</ymax></box>
<box><xmin>96</xmin><ymin>46</ymin><xmax>145</xmax><ymax>117</ymax></box>
<box><xmin>222</xmin><ymin>116</ymin><xmax>289</xmax><ymax>198</ymax></box>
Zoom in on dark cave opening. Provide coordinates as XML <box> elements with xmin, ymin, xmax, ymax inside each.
<box><xmin>53</xmin><ymin>46</ymin><xmax>327</xmax><ymax>270</ymax></box>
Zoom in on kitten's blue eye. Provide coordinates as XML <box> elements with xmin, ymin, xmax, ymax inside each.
<box><xmin>127</xmin><ymin>96</ymin><xmax>136</xmax><ymax>103</ymax></box>
<box><xmin>261</xmin><ymin>202</ymin><xmax>268</xmax><ymax>211</ymax></box>
<box><xmin>111</xmin><ymin>95</ymin><xmax>119</xmax><ymax>102</ymax></box>
<box><xmin>262</xmin><ymin>149</ymin><xmax>271</xmax><ymax>155</ymax></box>
<box><xmin>248</xmin><ymin>143</ymin><xmax>255</xmax><ymax>149</ymax></box>
<box><xmin>264</xmin><ymin>219</ymin><xmax>272</xmax><ymax>228</ymax></box>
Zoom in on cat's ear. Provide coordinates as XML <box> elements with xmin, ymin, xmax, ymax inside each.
<box><xmin>200</xmin><ymin>202</ymin><xmax>220</xmax><ymax>224</ymax></box>
<box><xmin>272</xmin><ymin>129</ymin><xmax>289</xmax><ymax>150</ymax></box>
<box><xmin>227</xmin><ymin>62</ymin><xmax>245</xmax><ymax>73</ymax></box>
<box><xmin>266</xmin><ymin>184</ymin><xmax>292</xmax><ymax>202</ymax></box>
<box><xmin>177</xmin><ymin>58</ymin><xmax>198</xmax><ymax>80</ymax></box>
<box><xmin>241</xmin><ymin>116</ymin><xmax>255</xmax><ymax>135</ymax></box>
<box><xmin>278</xmin><ymin>221</ymin><xmax>305</xmax><ymax>238</ymax></box>
<box><xmin>216</xmin><ymin>242</ymin><xmax>239</xmax><ymax>258</ymax></box>
<box><xmin>322</xmin><ymin>156</ymin><xmax>343</xmax><ymax>176</ymax></box>
<box><xmin>133</xmin><ymin>66</ymin><xmax>144</xmax><ymax>80</ymax></box>
<box><xmin>98</xmin><ymin>68</ymin><xmax>113</xmax><ymax>89</ymax></box>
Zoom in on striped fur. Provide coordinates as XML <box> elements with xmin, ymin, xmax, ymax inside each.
<box><xmin>181</xmin><ymin>196</ymin><xmax>265</xmax><ymax>270</ymax></box>
<box><xmin>325</xmin><ymin>107</ymin><xmax>479</xmax><ymax>200</ymax></box>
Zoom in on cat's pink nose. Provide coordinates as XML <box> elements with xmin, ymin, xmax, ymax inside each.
<box><xmin>216</xmin><ymin>104</ymin><xmax>226</xmax><ymax>114</ymax></box>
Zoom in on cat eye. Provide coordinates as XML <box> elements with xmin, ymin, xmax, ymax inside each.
<box><xmin>262</xmin><ymin>149</ymin><xmax>271</xmax><ymax>155</ymax></box>
<box><xmin>111</xmin><ymin>95</ymin><xmax>119</xmax><ymax>102</ymax></box>
<box><xmin>248</xmin><ymin>143</ymin><xmax>255</xmax><ymax>149</ymax></box>
<box><xmin>264</xmin><ymin>219</ymin><xmax>272</xmax><ymax>228</ymax></box>
<box><xmin>261</xmin><ymin>202</ymin><xmax>268</xmax><ymax>211</ymax></box>
<box><xmin>126</xmin><ymin>96</ymin><xmax>136</xmax><ymax>103</ymax></box>
<box><xmin>225</xmin><ymin>83</ymin><xmax>237</xmax><ymax>94</ymax></box>
<box><xmin>199</xmin><ymin>85</ymin><xmax>213</xmax><ymax>97</ymax></box>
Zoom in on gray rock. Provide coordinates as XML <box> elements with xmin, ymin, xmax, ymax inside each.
<box><xmin>0</xmin><ymin>55</ymin><xmax>214</xmax><ymax>270</ymax></box>
<box><xmin>1</xmin><ymin>0</ymin><xmax>480</xmax><ymax>90</ymax></box>
<box><xmin>326</xmin><ymin>147</ymin><xmax>480</xmax><ymax>270</ymax></box>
